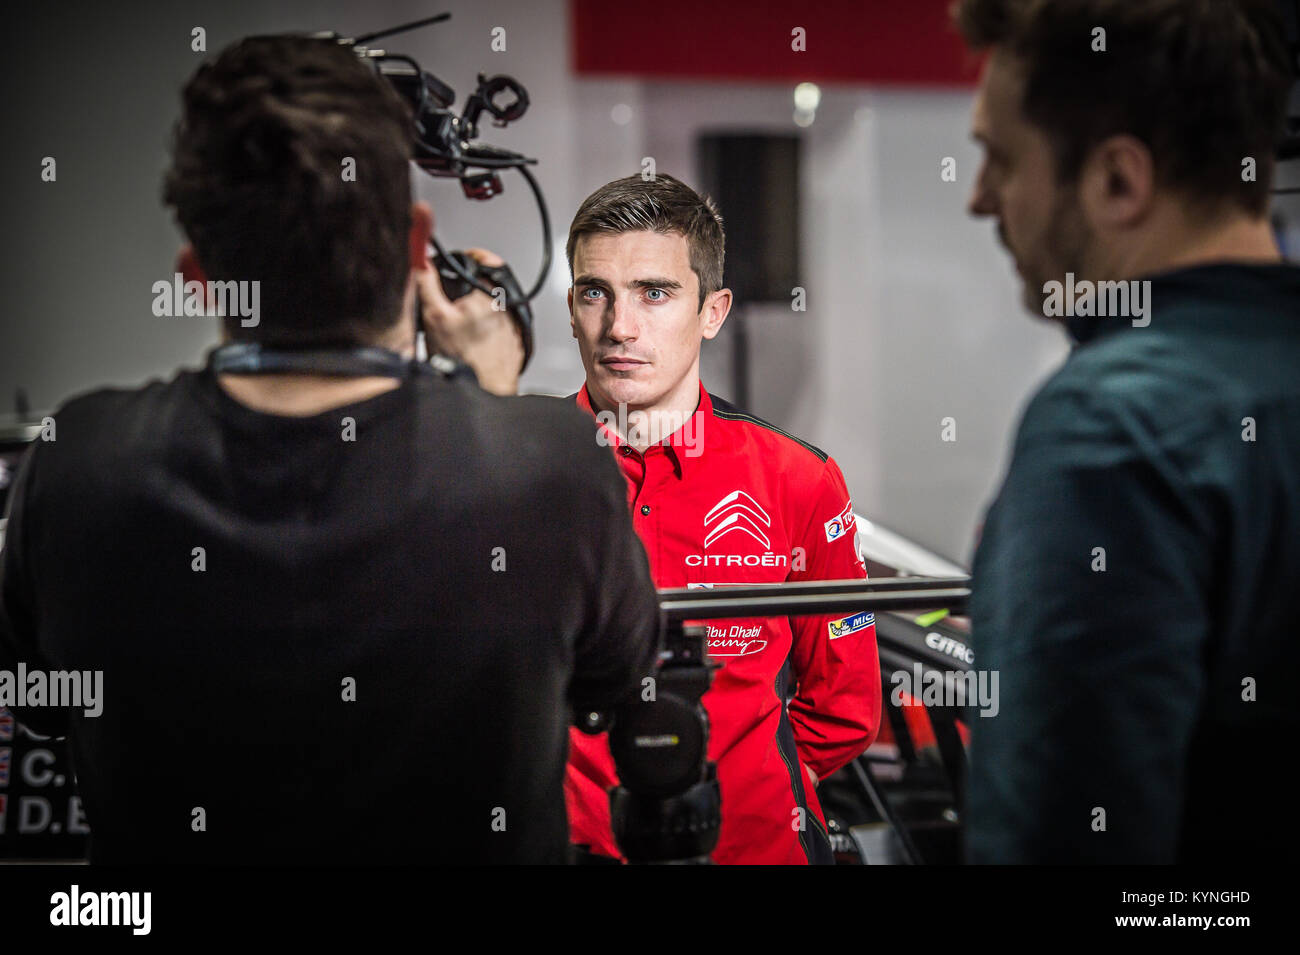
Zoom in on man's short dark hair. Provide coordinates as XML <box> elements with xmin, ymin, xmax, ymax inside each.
<box><xmin>566</xmin><ymin>174</ymin><xmax>725</xmax><ymax>311</ymax></box>
<box><xmin>953</xmin><ymin>0</ymin><xmax>1294</xmax><ymax>216</ymax></box>
<box><xmin>162</xmin><ymin>35</ymin><xmax>413</xmax><ymax>347</ymax></box>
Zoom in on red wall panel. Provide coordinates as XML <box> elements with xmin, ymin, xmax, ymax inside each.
<box><xmin>571</xmin><ymin>0</ymin><xmax>980</xmax><ymax>87</ymax></box>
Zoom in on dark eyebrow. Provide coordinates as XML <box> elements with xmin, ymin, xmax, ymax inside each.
<box><xmin>572</xmin><ymin>275</ymin><xmax>684</xmax><ymax>291</ymax></box>
<box><xmin>630</xmin><ymin>278</ymin><xmax>683</xmax><ymax>290</ymax></box>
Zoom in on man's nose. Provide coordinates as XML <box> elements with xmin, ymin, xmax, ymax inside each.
<box><xmin>605</xmin><ymin>300</ymin><xmax>637</xmax><ymax>343</ymax></box>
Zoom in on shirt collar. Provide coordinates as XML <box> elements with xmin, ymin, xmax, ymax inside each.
<box><xmin>1068</xmin><ymin>262</ymin><xmax>1300</xmax><ymax>345</ymax></box>
<box><xmin>575</xmin><ymin>381</ymin><xmax>711</xmax><ymax>480</ymax></box>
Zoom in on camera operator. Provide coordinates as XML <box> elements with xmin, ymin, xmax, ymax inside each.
<box><xmin>0</xmin><ymin>34</ymin><xmax>660</xmax><ymax>864</ymax></box>
<box><xmin>956</xmin><ymin>0</ymin><xmax>1300</xmax><ymax>863</ymax></box>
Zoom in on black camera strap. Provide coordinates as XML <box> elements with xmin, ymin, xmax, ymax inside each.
<box><xmin>209</xmin><ymin>342</ymin><xmax>469</xmax><ymax>380</ymax></box>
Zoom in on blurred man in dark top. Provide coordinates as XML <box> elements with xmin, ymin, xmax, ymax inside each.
<box><xmin>956</xmin><ymin>0</ymin><xmax>1299</xmax><ymax>862</ymax></box>
<box><xmin>0</xmin><ymin>35</ymin><xmax>660</xmax><ymax>864</ymax></box>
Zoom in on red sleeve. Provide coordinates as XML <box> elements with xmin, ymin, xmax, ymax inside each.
<box><xmin>785</xmin><ymin>456</ymin><xmax>881</xmax><ymax>780</ymax></box>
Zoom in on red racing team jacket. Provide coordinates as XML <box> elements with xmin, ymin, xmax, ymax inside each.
<box><xmin>567</xmin><ymin>382</ymin><xmax>882</xmax><ymax>864</ymax></box>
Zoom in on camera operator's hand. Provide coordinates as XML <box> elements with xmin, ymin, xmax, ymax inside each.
<box><xmin>416</xmin><ymin>247</ymin><xmax>523</xmax><ymax>396</ymax></box>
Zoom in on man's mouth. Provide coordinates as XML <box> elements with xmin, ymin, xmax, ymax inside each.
<box><xmin>600</xmin><ymin>356</ymin><xmax>647</xmax><ymax>372</ymax></box>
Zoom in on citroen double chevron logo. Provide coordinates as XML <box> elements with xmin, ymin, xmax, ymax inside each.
<box><xmin>703</xmin><ymin>490</ymin><xmax>772</xmax><ymax>550</ymax></box>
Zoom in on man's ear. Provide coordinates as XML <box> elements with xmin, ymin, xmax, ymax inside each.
<box><xmin>177</xmin><ymin>245</ymin><xmax>206</xmax><ymax>285</ymax></box>
<box><xmin>567</xmin><ymin>287</ymin><xmax>576</xmax><ymax>338</ymax></box>
<box><xmin>177</xmin><ymin>246</ymin><xmax>229</xmax><ymax>340</ymax></box>
<box><xmin>700</xmin><ymin>288</ymin><xmax>732</xmax><ymax>341</ymax></box>
<box><xmin>1080</xmin><ymin>134</ymin><xmax>1154</xmax><ymax>230</ymax></box>
<box><xmin>410</xmin><ymin>201</ymin><xmax>434</xmax><ymax>271</ymax></box>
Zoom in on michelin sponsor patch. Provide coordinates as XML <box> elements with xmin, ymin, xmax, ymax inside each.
<box><xmin>824</xmin><ymin>501</ymin><xmax>856</xmax><ymax>543</ymax></box>
<box><xmin>828</xmin><ymin>610</ymin><xmax>875</xmax><ymax>639</ymax></box>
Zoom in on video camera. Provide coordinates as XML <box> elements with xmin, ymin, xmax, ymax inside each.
<box><xmin>319</xmin><ymin>14</ymin><xmax>552</xmax><ymax>371</ymax></box>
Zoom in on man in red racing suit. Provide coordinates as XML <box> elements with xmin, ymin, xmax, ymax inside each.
<box><xmin>563</xmin><ymin>174</ymin><xmax>881</xmax><ymax>864</ymax></box>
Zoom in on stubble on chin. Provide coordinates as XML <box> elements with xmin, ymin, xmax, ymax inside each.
<box><xmin>1023</xmin><ymin>192</ymin><xmax>1091</xmax><ymax>323</ymax></box>
<box><xmin>593</xmin><ymin>372</ymin><xmax>642</xmax><ymax>410</ymax></box>
<box><xmin>1020</xmin><ymin>271</ymin><xmax>1051</xmax><ymax>317</ymax></box>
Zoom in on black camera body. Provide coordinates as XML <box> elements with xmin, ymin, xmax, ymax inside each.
<box><xmin>577</xmin><ymin>623</ymin><xmax>722</xmax><ymax>864</ymax></box>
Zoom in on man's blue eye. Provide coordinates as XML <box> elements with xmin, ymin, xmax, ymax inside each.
<box><xmin>646</xmin><ymin>289</ymin><xmax>664</xmax><ymax>301</ymax></box>
<box><xmin>583</xmin><ymin>288</ymin><xmax>604</xmax><ymax>300</ymax></box>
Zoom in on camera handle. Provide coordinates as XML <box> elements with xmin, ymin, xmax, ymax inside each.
<box><xmin>430</xmin><ymin>248</ymin><xmax>535</xmax><ymax>373</ymax></box>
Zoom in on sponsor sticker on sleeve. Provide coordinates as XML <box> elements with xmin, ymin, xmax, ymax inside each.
<box><xmin>827</xmin><ymin>611</ymin><xmax>875</xmax><ymax>639</ymax></box>
<box><xmin>824</xmin><ymin>500</ymin><xmax>857</xmax><ymax>543</ymax></box>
